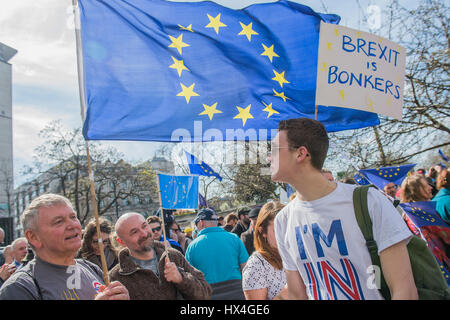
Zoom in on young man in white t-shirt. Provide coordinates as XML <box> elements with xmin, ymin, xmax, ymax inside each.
<box><xmin>269</xmin><ymin>118</ymin><xmax>417</xmax><ymax>300</ymax></box>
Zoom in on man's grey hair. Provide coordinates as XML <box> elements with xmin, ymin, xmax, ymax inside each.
<box><xmin>21</xmin><ymin>193</ymin><xmax>74</xmax><ymax>232</ymax></box>
<box><xmin>11</xmin><ymin>237</ymin><xmax>27</xmax><ymax>250</ymax></box>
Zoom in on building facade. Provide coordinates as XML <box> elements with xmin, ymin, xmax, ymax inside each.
<box><xmin>12</xmin><ymin>156</ymin><xmax>175</xmax><ymax>238</ymax></box>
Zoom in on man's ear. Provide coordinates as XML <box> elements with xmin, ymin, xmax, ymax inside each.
<box><xmin>296</xmin><ymin>146</ymin><xmax>310</xmax><ymax>163</ymax></box>
<box><xmin>25</xmin><ymin>229</ymin><xmax>42</xmax><ymax>250</ymax></box>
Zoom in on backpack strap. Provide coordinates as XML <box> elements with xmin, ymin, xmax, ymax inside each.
<box><xmin>352</xmin><ymin>185</ymin><xmax>391</xmax><ymax>300</ymax></box>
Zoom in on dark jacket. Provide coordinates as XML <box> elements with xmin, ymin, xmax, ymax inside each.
<box><xmin>231</xmin><ymin>221</ymin><xmax>248</xmax><ymax>238</ymax></box>
<box><xmin>108</xmin><ymin>241</ymin><xmax>211</xmax><ymax>300</ymax></box>
<box><xmin>240</xmin><ymin>229</ymin><xmax>255</xmax><ymax>256</ymax></box>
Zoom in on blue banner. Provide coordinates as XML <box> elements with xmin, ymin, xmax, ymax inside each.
<box><xmin>79</xmin><ymin>0</ymin><xmax>379</xmax><ymax>142</ymax></box>
<box><xmin>399</xmin><ymin>201</ymin><xmax>449</xmax><ymax>228</ymax></box>
<box><xmin>158</xmin><ymin>173</ymin><xmax>199</xmax><ymax>209</ymax></box>
<box><xmin>359</xmin><ymin>164</ymin><xmax>415</xmax><ymax>190</ymax></box>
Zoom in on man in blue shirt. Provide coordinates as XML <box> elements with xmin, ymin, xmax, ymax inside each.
<box><xmin>185</xmin><ymin>208</ymin><xmax>249</xmax><ymax>300</ymax></box>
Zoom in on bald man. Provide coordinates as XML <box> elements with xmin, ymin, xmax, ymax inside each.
<box><xmin>109</xmin><ymin>212</ymin><xmax>211</xmax><ymax>300</ymax></box>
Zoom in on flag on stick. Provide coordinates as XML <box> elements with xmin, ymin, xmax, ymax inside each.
<box><xmin>158</xmin><ymin>173</ymin><xmax>199</xmax><ymax>209</ymax></box>
<box><xmin>185</xmin><ymin>151</ymin><xmax>222</xmax><ymax>181</ymax></box>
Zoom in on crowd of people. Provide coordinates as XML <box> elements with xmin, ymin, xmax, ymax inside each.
<box><xmin>0</xmin><ymin>117</ymin><xmax>448</xmax><ymax>300</ymax></box>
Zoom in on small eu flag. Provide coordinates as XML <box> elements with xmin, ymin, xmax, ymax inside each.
<box><xmin>158</xmin><ymin>173</ymin><xmax>199</xmax><ymax>209</ymax></box>
<box><xmin>354</xmin><ymin>173</ymin><xmax>371</xmax><ymax>185</ymax></box>
<box><xmin>79</xmin><ymin>0</ymin><xmax>379</xmax><ymax>143</ymax></box>
<box><xmin>399</xmin><ymin>201</ymin><xmax>448</xmax><ymax>228</ymax></box>
<box><xmin>185</xmin><ymin>151</ymin><xmax>223</xmax><ymax>181</ymax></box>
<box><xmin>359</xmin><ymin>164</ymin><xmax>415</xmax><ymax>190</ymax></box>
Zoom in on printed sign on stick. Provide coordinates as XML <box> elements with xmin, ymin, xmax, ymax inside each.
<box><xmin>315</xmin><ymin>22</ymin><xmax>406</xmax><ymax>120</ymax></box>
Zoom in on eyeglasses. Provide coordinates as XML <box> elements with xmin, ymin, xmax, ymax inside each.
<box><xmin>152</xmin><ymin>226</ymin><xmax>162</xmax><ymax>233</ymax></box>
<box><xmin>268</xmin><ymin>145</ymin><xmax>309</xmax><ymax>157</ymax></box>
<box><xmin>171</xmin><ymin>228</ymin><xmax>182</xmax><ymax>233</ymax></box>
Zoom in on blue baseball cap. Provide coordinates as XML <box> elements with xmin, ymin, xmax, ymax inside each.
<box><xmin>194</xmin><ymin>208</ymin><xmax>218</xmax><ymax>225</ymax></box>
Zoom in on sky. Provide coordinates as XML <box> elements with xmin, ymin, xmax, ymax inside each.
<box><xmin>0</xmin><ymin>0</ymin><xmax>418</xmax><ymax>188</ymax></box>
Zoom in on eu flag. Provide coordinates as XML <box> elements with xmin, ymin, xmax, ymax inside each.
<box><xmin>399</xmin><ymin>201</ymin><xmax>449</xmax><ymax>228</ymax></box>
<box><xmin>185</xmin><ymin>151</ymin><xmax>223</xmax><ymax>181</ymax></box>
<box><xmin>439</xmin><ymin>149</ymin><xmax>449</xmax><ymax>162</ymax></box>
<box><xmin>158</xmin><ymin>173</ymin><xmax>199</xmax><ymax>209</ymax></box>
<box><xmin>354</xmin><ymin>173</ymin><xmax>370</xmax><ymax>185</ymax></box>
<box><xmin>359</xmin><ymin>164</ymin><xmax>415</xmax><ymax>190</ymax></box>
<box><xmin>79</xmin><ymin>0</ymin><xmax>379</xmax><ymax>143</ymax></box>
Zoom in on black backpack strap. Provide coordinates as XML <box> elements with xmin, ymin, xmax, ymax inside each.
<box><xmin>352</xmin><ymin>185</ymin><xmax>391</xmax><ymax>300</ymax></box>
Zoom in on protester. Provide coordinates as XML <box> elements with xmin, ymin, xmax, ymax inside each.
<box><xmin>78</xmin><ymin>217</ymin><xmax>118</xmax><ymax>271</ymax></box>
<box><xmin>218</xmin><ymin>216</ymin><xmax>224</xmax><ymax>226</ymax></box>
<box><xmin>240</xmin><ymin>207</ymin><xmax>261</xmax><ymax>256</ymax></box>
<box><xmin>1</xmin><ymin>245</ymin><xmax>13</xmax><ymax>266</ymax></box>
<box><xmin>183</xmin><ymin>227</ymin><xmax>194</xmax><ymax>249</ymax></box>
<box><xmin>10</xmin><ymin>237</ymin><xmax>28</xmax><ymax>269</ymax></box>
<box><xmin>109</xmin><ymin>212</ymin><xmax>211</xmax><ymax>300</ymax></box>
<box><xmin>0</xmin><ymin>228</ymin><xmax>5</xmax><ymax>266</ymax></box>
<box><xmin>185</xmin><ymin>208</ymin><xmax>249</xmax><ymax>300</ymax></box>
<box><xmin>0</xmin><ymin>193</ymin><xmax>129</xmax><ymax>300</ymax></box>
<box><xmin>223</xmin><ymin>212</ymin><xmax>238</xmax><ymax>232</ymax></box>
<box><xmin>242</xmin><ymin>201</ymin><xmax>288</xmax><ymax>300</ymax></box>
<box><xmin>269</xmin><ymin>117</ymin><xmax>417</xmax><ymax>300</ymax></box>
<box><xmin>383</xmin><ymin>182</ymin><xmax>398</xmax><ymax>199</ymax></box>
<box><xmin>400</xmin><ymin>175</ymin><xmax>433</xmax><ymax>203</ymax></box>
<box><xmin>400</xmin><ymin>173</ymin><xmax>450</xmax><ymax>279</ymax></box>
<box><xmin>147</xmin><ymin>216</ymin><xmax>183</xmax><ymax>254</ymax></box>
<box><xmin>168</xmin><ymin>220</ymin><xmax>187</xmax><ymax>253</ymax></box>
<box><xmin>0</xmin><ymin>246</ymin><xmax>15</xmax><ymax>287</ymax></box>
<box><xmin>433</xmin><ymin>168</ymin><xmax>450</xmax><ymax>224</ymax></box>
<box><xmin>231</xmin><ymin>207</ymin><xmax>251</xmax><ymax>238</ymax></box>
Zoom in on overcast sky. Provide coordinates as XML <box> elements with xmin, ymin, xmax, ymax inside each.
<box><xmin>0</xmin><ymin>0</ymin><xmax>414</xmax><ymax>187</ymax></box>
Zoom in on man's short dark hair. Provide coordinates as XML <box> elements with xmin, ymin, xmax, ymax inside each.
<box><xmin>278</xmin><ymin>118</ymin><xmax>329</xmax><ymax>170</ymax></box>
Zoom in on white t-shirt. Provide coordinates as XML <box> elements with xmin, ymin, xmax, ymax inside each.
<box><xmin>242</xmin><ymin>251</ymin><xmax>286</xmax><ymax>300</ymax></box>
<box><xmin>274</xmin><ymin>182</ymin><xmax>412</xmax><ymax>300</ymax></box>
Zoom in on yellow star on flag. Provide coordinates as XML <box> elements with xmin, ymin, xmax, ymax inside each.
<box><xmin>205</xmin><ymin>13</ymin><xmax>227</xmax><ymax>34</ymax></box>
<box><xmin>169</xmin><ymin>56</ymin><xmax>189</xmax><ymax>77</ymax></box>
<box><xmin>178</xmin><ymin>24</ymin><xmax>194</xmax><ymax>32</ymax></box>
<box><xmin>338</xmin><ymin>89</ymin><xmax>345</xmax><ymax>101</ymax></box>
<box><xmin>177</xmin><ymin>83</ymin><xmax>199</xmax><ymax>103</ymax></box>
<box><xmin>272</xmin><ymin>70</ymin><xmax>290</xmax><ymax>88</ymax></box>
<box><xmin>234</xmin><ymin>104</ymin><xmax>253</xmax><ymax>126</ymax></box>
<box><xmin>327</xmin><ymin>42</ymin><xmax>333</xmax><ymax>50</ymax></box>
<box><xmin>260</xmin><ymin>44</ymin><xmax>279</xmax><ymax>62</ymax></box>
<box><xmin>238</xmin><ymin>22</ymin><xmax>258</xmax><ymax>41</ymax></box>
<box><xmin>199</xmin><ymin>102</ymin><xmax>223</xmax><ymax>120</ymax></box>
<box><xmin>168</xmin><ymin>34</ymin><xmax>189</xmax><ymax>55</ymax></box>
<box><xmin>272</xmin><ymin>89</ymin><xmax>290</xmax><ymax>102</ymax></box>
<box><xmin>262</xmin><ymin>101</ymin><xmax>279</xmax><ymax>118</ymax></box>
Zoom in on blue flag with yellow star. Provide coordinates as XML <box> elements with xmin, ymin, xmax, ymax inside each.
<box><xmin>359</xmin><ymin>164</ymin><xmax>415</xmax><ymax>190</ymax></box>
<box><xmin>185</xmin><ymin>151</ymin><xmax>223</xmax><ymax>181</ymax></box>
<box><xmin>399</xmin><ymin>201</ymin><xmax>449</xmax><ymax>228</ymax></box>
<box><xmin>158</xmin><ymin>173</ymin><xmax>199</xmax><ymax>209</ymax></box>
<box><xmin>79</xmin><ymin>0</ymin><xmax>379</xmax><ymax>142</ymax></box>
<box><xmin>354</xmin><ymin>172</ymin><xmax>371</xmax><ymax>185</ymax></box>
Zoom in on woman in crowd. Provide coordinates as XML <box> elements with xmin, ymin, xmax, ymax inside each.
<box><xmin>400</xmin><ymin>174</ymin><xmax>450</xmax><ymax>276</ymax></box>
<box><xmin>78</xmin><ymin>217</ymin><xmax>118</xmax><ymax>271</ymax></box>
<box><xmin>242</xmin><ymin>201</ymin><xmax>288</xmax><ymax>300</ymax></box>
<box><xmin>433</xmin><ymin>168</ymin><xmax>450</xmax><ymax>224</ymax></box>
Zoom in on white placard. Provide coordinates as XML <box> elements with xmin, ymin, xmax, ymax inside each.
<box><xmin>315</xmin><ymin>21</ymin><xmax>405</xmax><ymax>120</ymax></box>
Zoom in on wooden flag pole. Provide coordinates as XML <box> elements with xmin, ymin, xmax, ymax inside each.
<box><xmin>85</xmin><ymin>142</ymin><xmax>110</xmax><ymax>286</ymax></box>
<box><xmin>155</xmin><ymin>173</ymin><xmax>170</xmax><ymax>260</ymax></box>
<box><xmin>314</xmin><ymin>105</ymin><xmax>318</xmax><ymax>120</ymax></box>
<box><xmin>72</xmin><ymin>0</ymin><xmax>110</xmax><ymax>286</ymax></box>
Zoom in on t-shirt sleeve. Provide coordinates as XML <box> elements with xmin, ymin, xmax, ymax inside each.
<box><xmin>274</xmin><ymin>208</ymin><xmax>298</xmax><ymax>271</ymax></box>
<box><xmin>367</xmin><ymin>188</ymin><xmax>413</xmax><ymax>254</ymax></box>
<box><xmin>242</xmin><ymin>255</ymin><xmax>267</xmax><ymax>290</ymax></box>
<box><xmin>0</xmin><ymin>272</ymin><xmax>40</xmax><ymax>300</ymax></box>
